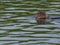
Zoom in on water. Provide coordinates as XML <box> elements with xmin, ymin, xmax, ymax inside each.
<box><xmin>0</xmin><ymin>0</ymin><xmax>60</xmax><ymax>45</ymax></box>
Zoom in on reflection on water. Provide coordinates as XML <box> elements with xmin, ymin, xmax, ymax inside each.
<box><xmin>0</xmin><ymin>0</ymin><xmax>60</xmax><ymax>45</ymax></box>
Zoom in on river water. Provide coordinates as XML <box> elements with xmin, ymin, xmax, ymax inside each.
<box><xmin>0</xmin><ymin>0</ymin><xmax>60</xmax><ymax>45</ymax></box>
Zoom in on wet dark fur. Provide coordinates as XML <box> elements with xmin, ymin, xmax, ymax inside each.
<box><xmin>36</xmin><ymin>12</ymin><xmax>47</xmax><ymax>24</ymax></box>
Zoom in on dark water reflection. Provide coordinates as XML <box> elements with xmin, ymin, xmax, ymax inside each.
<box><xmin>0</xmin><ymin>0</ymin><xmax>60</xmax><ymax>45</ymax></box>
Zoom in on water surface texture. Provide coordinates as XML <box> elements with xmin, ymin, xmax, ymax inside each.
<box><xmin>0</xmin><ymin>0</ymin><xmax>60</xmax><ymax>45</ymax></box>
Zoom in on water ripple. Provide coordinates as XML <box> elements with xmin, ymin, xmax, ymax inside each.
<box><xmin>0</xmin><ymin>0</ymin><xmax>60</xmax><ymax>45</ymax></box>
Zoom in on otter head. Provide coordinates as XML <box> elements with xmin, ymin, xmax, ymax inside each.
<box><xmin>35</xmin><ymin>11</ymin><xmax>49</xmax><ymax>24</ymax></box>
<box><xmin>36</xmin><ymin>12</ymin><xmax>48</xmax><ymax>19</ymax></box>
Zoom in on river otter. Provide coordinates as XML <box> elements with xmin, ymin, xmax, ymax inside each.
<box><xmin>35</xmin><ymin>11</ymin><xmax>49</xmax><ymax>24</ymax></box>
